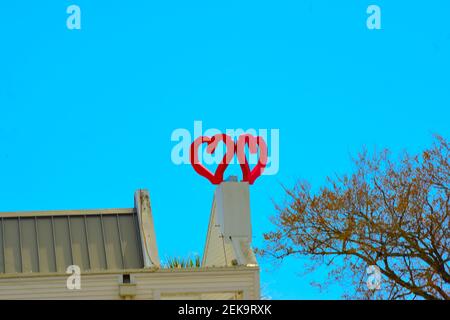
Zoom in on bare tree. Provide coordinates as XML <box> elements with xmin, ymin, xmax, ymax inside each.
<box><xmin>258</xmin><ymin>136</ymin><xmax>449</xmax><ymax>299</ymax></box>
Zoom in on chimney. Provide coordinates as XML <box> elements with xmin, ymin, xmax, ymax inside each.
<box><xmin>213</xmin><ymin>177</ymin><xmax>257</xmax><ymax>266</ymax></box>
<box><xmin>215</xmin><ymin>176</ymin><xmax>252</xmax><ymax>241</ymax></box>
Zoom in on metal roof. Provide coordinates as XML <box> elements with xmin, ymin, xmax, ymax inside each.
<box><xmin>0</xmin><ymin>209</ymin><xmax>144</xmax><ymax>274</ymax></box>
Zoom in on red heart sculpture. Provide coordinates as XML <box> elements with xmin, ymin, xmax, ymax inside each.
<box><xmin>236</xmin><ymin>134</ymin><xmax>268</xmax><ymax>185</ymax></box>
<box><xmin>190</xmin><ymin>134</ymin><xmax>235</xmax><ymax>184</ymax></box>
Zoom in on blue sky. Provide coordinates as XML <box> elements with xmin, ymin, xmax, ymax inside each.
<box><xmin>0</xmin><ymin>1</ymin><xmax>449</xmax><ymax>299</ymax></box>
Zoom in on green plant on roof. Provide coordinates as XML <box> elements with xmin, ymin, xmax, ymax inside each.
<box><xmin>163</xmin><ymin>254</ymin><xmax>201</xmax><ymax>269</ymax></box>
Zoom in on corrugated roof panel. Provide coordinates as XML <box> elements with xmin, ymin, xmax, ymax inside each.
<box><xmin>119</xmin><ymin>214</ymin><xmax>143</xmax><ymax>269</ymax></box>
<box><xmin>0</xmin><ymin>212</ymin><xmax>144</xmax><ymax>274</ymax></box>
<box><xmin>37</xmin><ymin>217</ymin><xmax>57</xmax><ymax>272</ymax></box>
<box><xmin>54</xmin><ymin>217</ymin><xmax>73</xmax><ymax>272</ymax></box>
<box><xmin>21</xmin><ymin>218</ymin><xmax>39</xmax><ymax>273</ymax></box>
<box><xmin>70</xmin><ymin>216</ymin><xmax>91</xmax><ymax>270</ymax></box>
<box><xmin>86</xmin><ymin>215</ymin><xmax>107</xmax><ymax>270</ymax></box>
<box><xmin>4</xmin><ymin>218</ymin><xmax>21</xmax><ymax>273</ymax></box>
<box><xmin>0</xmin><ymin>219</ymin><xmax>4</xmax><ymax>273</ymax></box>
<box><xmin>102</xmin><ymin>215</ymin><xmax>124</xmax><ymax>270</ymax></box>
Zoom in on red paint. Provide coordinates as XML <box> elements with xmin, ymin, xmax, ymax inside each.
<box><xmin>190</xmin><ymin>133</ymin><xmax>268</xmax><ymax>185</ymax></box>
<box><xmin>237</xmin><ymin>134</ymin><xmax>268</xmax><ymax>185</ymax></box>
<box><xmin>190</xmin><ymin>134</ymin><xmax>235</xmax><ymax>184</ymax></box>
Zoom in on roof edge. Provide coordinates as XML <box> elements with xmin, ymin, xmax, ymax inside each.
<box><xmin>0</xmin><ymin>208</ymin><xmax>135</xmax><ymax>218</ymax></box>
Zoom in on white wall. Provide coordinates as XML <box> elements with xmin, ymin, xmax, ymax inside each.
<box><xmin>0</xmin><ymin>267</ymin><xmax>259</xmax><ymax>300</ymax></box>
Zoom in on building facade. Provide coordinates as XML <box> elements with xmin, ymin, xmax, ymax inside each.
<box><xmin>0</xmin><ymin>181</ymin><xmax>260</xmax><ymax>299</ymax></box>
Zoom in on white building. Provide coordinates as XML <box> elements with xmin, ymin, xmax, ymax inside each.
<box><xmin>0</xmin><ymin>181</ymin><xmax>260</xmax><ymax>299</ymax></box>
